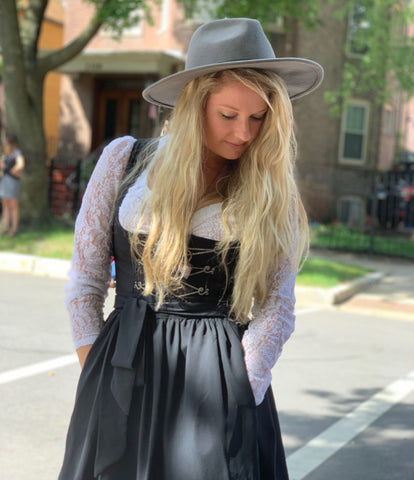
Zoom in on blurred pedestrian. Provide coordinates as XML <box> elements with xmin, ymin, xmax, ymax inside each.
<box><xmin>0</xmin><ymin>133</ymin><xmax>25</xmax><ymax>237</ymax></box>
<box><xmin>109</xmin><ymin>256</ymin><xmax>116</xmax><ymax>288</ymax></box>
<box><xmin>59</xmin><ymin>18</ymin><xmax>323</xmax><ymax>480</ymax></box>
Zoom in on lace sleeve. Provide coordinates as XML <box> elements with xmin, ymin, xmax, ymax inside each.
<box><xmin>242</xmin><ymin>256</ymin><xmax>297</xmax><ymax>405</ymax></box>
<box><xmin>64</xmin><ymin>136</ymin><xmax>135</xmax><ymax>349</ymax></box>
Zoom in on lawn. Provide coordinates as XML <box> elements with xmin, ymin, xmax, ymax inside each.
<box><xmin>0</xmin><ymin>221</ymin><xmax>75</xmax><ymax>260</ymax></box>
<box><xmin>1</xmin><ymin>223</ymin><xmax>373</xmax><ymax>288</ymax></box>
<box><xmin>297</xmin><ymin>257</ymin><xmax>372</xmax><ymax>287</ymax></box>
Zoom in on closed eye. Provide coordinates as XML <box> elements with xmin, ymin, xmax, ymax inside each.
<box><xmin>251</xmin><ymin>113</ymin><xmax>266</xmax><ymax>121</ymax></box>
<box><xmin>220</xmin><ymin>112</ymin><xmax>267</xmax><ymax>121</ymax></box>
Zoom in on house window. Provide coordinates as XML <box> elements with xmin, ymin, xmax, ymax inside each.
<box><xmin>158</xmin><ymin>0</ymin><xmax>170</xmax><ymax>34</ymax></box>
<box><xmin>122</xmin><ymin>10</ymin><xmax>143</xmax><ymax>36</ymax></box>
<box><xmin>339</xmin><ymin>101</ymin><xmax>369</xmax><ymax>164</ymax></box>
<box><xmin>101</xmin><ymin>9</ymin><xmax>143</xmax><ymax>37</ymax></box>
<box><xmin>347</xmin><ymin>2</ymin><xmax>370</xmax><ymax>56</ymax></box>
<box><xmin>184</xmin><ymin>0</ymin><xmax>216</xmax><ymax>24</ymax></box>
<box><xmin>338</xmin><ymin>196</ymin><xmax>364</xmax><ymax>229</ymax></box>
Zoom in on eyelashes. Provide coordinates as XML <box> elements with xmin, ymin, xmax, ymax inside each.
<box><xmin>221</xmin><ymin>113</ymin><xmax>266</xmax><ymax>121</ymax></box>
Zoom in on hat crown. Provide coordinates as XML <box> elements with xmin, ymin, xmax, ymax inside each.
<box><xmin>143</xmin><ymin>18</ymin><xmax>324</xmax><ymax>108</ymax></box>
<box><xmin>186</xmin><ymin>18</ymin><xmax>276</xmax><ymax>69</ymax></box>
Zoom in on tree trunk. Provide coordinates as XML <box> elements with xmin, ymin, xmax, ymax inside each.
<box><xmin>1</xmin><ymin>0</ymin><xmax>48</xmax><ymax>223</ymax></box>
<box><xmin>3</xmin><ymin>70</ymin><xmax>49</xmax><ymax>224</ymax></box>
<box><xmin>18</xmin><ymin>75</ymin><xmax>49</xmax><ymax>224</ymax></box>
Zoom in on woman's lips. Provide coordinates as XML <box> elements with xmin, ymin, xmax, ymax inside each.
<box><xmin>226</xmin><ymin>141</ymin><xmax>245</xmax><ymax>150</ymax></box>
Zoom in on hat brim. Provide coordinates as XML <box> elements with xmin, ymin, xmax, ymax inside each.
<box><xmin>143</xmin><ymin>58</ymin><xmax>324</xmax><ymax>108</ymax></box>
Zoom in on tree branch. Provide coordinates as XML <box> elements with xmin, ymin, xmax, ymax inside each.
<box><xmin>0</xmin><ymin>0</ymin><xmax>30</xmax><ymax>113</ymax></box>
<box><xmin>19</xmin><ymin>0</ymin><xmax>49</xmax><ymax>60</ymax></box>
<box><xmin>38</xmin><ymin>4</ymin><xmax>106</xmax><ymax>74</ymax></box>
<box><xmin>37</xmin><ymin>0</ymin><xmax>151</xmax><ymax>74</ymax></box>
<box><xmin>38</xmin><ymin>17</ymin><xmax>103</xmax><ymax>74</ymax></box>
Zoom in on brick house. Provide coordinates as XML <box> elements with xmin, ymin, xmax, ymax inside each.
<box><xmin>399</xmin><ymin>24</ymin><xmax>414</xmax><ymax>160</ymax></box>
<box><xmin>56</xmin><ymin>1</ymin><xmax>412</xmax><ymax>226</ymax></box>
<box><xmin>39</xmin><ymin>0</ymin><xmax>65</xmax><ymax>159</ymax></box>
<box><xmin>57</xmin><ymin>0</ymin><xmax>192</xmax><ymax>160</ymax></box>
<box><xmin>290</xmin><ymin>1</ymin><xmax>410</xmax><ymax>228</ymax></box>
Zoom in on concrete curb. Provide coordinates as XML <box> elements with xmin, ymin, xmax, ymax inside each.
<box><xmin>0</xmin><ymin>252</ymin><xmax>70</xmax><ymax>279</ymax></box>
<box><xmin>295</xmin><ymin>271</ymin><xmax>386</xmax><ymax>305</ymax></box>
<box><xmin>0</xmin><ymin>252</ymin><xmax>385</xmax><ymax>305</ymax></box>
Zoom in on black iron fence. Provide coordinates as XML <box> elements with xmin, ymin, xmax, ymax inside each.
<box><xmin>311</xmin><ymin>167</ymin><xmax>414</xmax><ymax>260</ymax></box>
<box><xmin>374</xmin><ymin>169</ymin><xmax>414</xmax><ymax>230</ymax></box>
<box><xmin>48</xmin><ymin>156</ymin><xmax>414</xmax><ymax>260</ymax></box>
<box><xmin>48</xmin><ymin>147</ymin><xmax>101</xmax><ymax>217</ymax></box>
<box><xmin>47</xmin><ymin>158</ymin><xmax>82</xmax><ymax>217</ymax></box>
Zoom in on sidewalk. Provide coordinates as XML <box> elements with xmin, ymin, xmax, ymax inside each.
<box><xmin>300</xmin><ymin>249</ymin><xmax>414</xmax><ymax>319</ymax></box>
<box><xmin>0</xmin><ymin>249</ymin><xmax>413</xmax><ymax>317</ymax></box>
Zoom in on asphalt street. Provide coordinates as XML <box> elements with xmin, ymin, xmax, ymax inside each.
<box><xmin>0</xmin><ymin>270</ymin><xmax>413</xmax><ymax>480</ymax></box>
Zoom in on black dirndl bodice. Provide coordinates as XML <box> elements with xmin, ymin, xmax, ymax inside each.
<box><xmin>59</xmin><ymin>207</ymin><xmax>289</xmax><ymax>480</ymax></box>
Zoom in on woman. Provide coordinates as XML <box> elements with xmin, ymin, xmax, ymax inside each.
<box><xmin>0</xmin><ymin>133</ymin><xmax>25</xmax><ymax>237</ymax></box>
<box><xmin>60</xmin><ymin>18</ymin><xmax>323</xmax><ymax>480</ymax></box>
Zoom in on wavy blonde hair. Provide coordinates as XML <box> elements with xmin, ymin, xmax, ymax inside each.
<box><xmin>123</xmin><ymin>68</ymin><xmax>308</xmax><ymax>321</ymax></box>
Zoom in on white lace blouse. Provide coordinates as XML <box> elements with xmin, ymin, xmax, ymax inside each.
<box><xmin>65</xmin><ymin>136</ymin><xmax>297</xmax><ymax>405</ymax></box>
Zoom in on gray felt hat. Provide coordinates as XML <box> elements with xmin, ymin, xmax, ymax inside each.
<box><xmin>143</xmin><ymin>18</ymin><xmax>324</xmax><ymax>108</ymax></box>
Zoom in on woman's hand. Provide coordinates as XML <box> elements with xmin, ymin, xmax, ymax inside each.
<box><xmin>76</xmin><ymin>344</ymin><xmax>93</xmax><ymax>369</ymax></box>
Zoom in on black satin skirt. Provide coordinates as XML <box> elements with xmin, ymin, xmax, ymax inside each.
<box><xmin>59</xmin><ymin>293</ymin><xmax>289</xmax><ymax>480</ymax></box>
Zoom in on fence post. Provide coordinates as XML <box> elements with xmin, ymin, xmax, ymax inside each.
<box><xmin>48</xmin><ymin>158</ymin><xmax>55</xmax><ymax>213</ymax></box>
<box><xmin>369</xmin><ymin>171</ymin><xmax>378</xmax><ymax>255</ymax></box>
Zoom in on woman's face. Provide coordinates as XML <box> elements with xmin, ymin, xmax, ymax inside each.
<box><xmin>3</xmin><ymin>138</ymin><xmax>17</xmax><ymax>155</ymax></box>
<box><xmin>203</xmin><ymin>79</ymin><xmax>268</xmax><ymax>162</ymax></box>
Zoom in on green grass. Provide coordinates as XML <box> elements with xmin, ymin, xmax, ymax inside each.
<box><xmin>297</xmin><ymin>257</ymin><xmax>373</xmax><ymax>288</ymax></box>
<box><xmin>1</xmin><ymin>222</ymin><xmax>374</xmax><ymax>288</ymax></box>
<box><xmin>0</xmin><ymin>221</ymin><xmax>75</xmax><ymax>260</ymax></box>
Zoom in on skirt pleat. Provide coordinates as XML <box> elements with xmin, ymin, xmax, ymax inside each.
<box><xmin>59</xmin><ymin>298</ymin><xmax>288</xmax><ymax>480</ymax></box>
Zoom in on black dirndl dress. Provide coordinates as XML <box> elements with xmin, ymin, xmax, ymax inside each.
<box><xmin>59</xmin><ymin>208</ymin><xmax>289</xmax><ymax>480</ymax></box>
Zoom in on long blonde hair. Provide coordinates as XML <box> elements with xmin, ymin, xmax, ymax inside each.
<box><xmin>123</xmin><ymin>68</ymin><xmax>308</xmax><ymax>321</ymax></box>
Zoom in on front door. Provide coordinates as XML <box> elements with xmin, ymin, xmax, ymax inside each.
<box><xmin>92</xmin><ymin>88</ymin><xmax>157</xmax><ymax>150</ymax></box>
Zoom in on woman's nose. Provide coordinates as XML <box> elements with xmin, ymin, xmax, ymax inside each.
<box><xmin>234</xmin><ymin>120</ymin><xmax>252</xmax><ymax>142</ymax></box>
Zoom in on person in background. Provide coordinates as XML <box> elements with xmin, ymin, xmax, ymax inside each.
<box><xmin>0</xmin><ymin>133</ymin><xmax>25</xmax><ymax>237</ymax></box>
<box><xmin>59</xmin><ymin>18</ymin><xmax>324</xmax><ymax>480</ymax></box>
<box><xmin>109</xmin><ymin>256</ymin><xmax>116</xmax><ymax>288</ymax></box>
